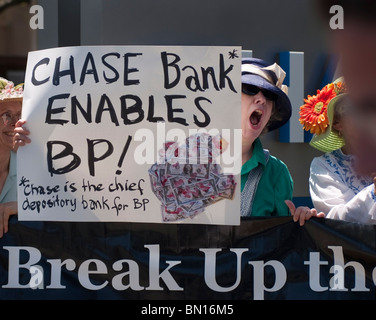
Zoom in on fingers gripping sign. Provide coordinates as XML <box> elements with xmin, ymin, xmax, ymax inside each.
<box><xmin>284</xmin><ymin>200</ymin><xmax>325</xmax><ymax>226</ymax></box>
<box><xmin>13</xmin><ymin>120</ymin><xmax>31</xmax><ymax>151</ymax></box>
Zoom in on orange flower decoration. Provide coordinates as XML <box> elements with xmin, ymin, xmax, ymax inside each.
<box><xmin>299</xmin><ymin>84</ymin><xmax>337</xmax><ymax>135</ymax></box>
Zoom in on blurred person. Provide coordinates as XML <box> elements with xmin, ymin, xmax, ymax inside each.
<box><xmin>318</xmin><ymin>0</ymin><xmax>376</xmax><ymax>176</ymax></box>
<box><xmin>0</xmin><ymin>77</ymin><xmax>23</xmax><ymax>237</ymax></box>
<box><xmin>286</xmin><ymin>78</ymin><xmax>376</xmax><ymax>225</ymax></box>
<box><xmin>287</xmin><ymin>0</ymin><xmax>376</xmax><ymax>225</ymax></box>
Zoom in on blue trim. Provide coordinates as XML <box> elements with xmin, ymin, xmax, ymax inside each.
<box><xmin>304</xmin><ymin>130</ymin><xmax>313</xmax><ymax>143</ymax></box>
<box><xmin>292</xmin><ymin>196</ymin><xmax>313</xmax><ymax>208</ymax></box>
<box><xmin>279</xmin><ymin>52</ymin><xmax>290</xmax><ymax>86</ymax></box>
<box><xmin>278</xmin><ymin>52</ymin><xmax>291</xmax><ymax>143</ymax></box>
<box><xmin>279</xmin><ymin>122</ymin><xmax>290</xmax><ymax>142</ymax></box>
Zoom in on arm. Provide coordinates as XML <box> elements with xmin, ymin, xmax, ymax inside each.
<box><xmin>309</xmin><ymin>157</ymin><xmax>362</xmax><ymax>214</ymax></box>
<box><xmin>310</xmin><ymin>157</ymin><xmax>376</xmax><ymax>224</ymax></box>
<box><xmin>326</xmin><ymin>183</ymin><xmax>376</xmax><ymax>224</ymax></box>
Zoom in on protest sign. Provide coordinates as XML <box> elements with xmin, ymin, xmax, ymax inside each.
<box><xmin>18</xmin><ymin>46</ymin><xmax>242</xmax><ymax>224</ymax></box>
<box><xmin>1</xmin><ymin>216</ymin><xmax>376</xmax><ymax>300</ymax></box>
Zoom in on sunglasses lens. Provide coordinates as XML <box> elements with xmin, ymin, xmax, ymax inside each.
<box><xmin>242</xmin><ymin>84</ymin><xmax>260</xmax><ymax>96</ymax></box>
<box><xmin>262</xmin><ymin>90</ymin><xmax>278</xmax><ymax>101</ymax></box>
<box><xmin>242</xmin><ymin>84</ymin><xmax>277</xmax><ymax>101</ymax></box>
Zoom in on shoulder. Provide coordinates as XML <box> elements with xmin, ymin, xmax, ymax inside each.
<box><xmin>309</xmin><ymin>151</ymin><xmax>345</xmax><ymax>186</ymax></box>
<box><xmin>310</xmin><ymin>152</ymin><xmax>332</xmax><ymax>172</ymax></box>
<box><xmin>268</xmin><ymin>154</ymin><xmax>289</xmax><ymax>170</ymax></box>
<box><xmin>266</xmin><ymin>154</ymin><xmax>292</xmax><ymax>180</ymax></box>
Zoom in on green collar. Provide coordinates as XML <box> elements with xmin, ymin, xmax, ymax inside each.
<box><xmin>241</xmin><ymin>138</ymin><xmax>266</xmax><ymax>175</ymax></box>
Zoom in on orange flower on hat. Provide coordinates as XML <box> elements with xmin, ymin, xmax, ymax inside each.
<box><xmin>299</xmin><ymin>84</ymin><xmax>337</xmax><ymax>135</ymax></box>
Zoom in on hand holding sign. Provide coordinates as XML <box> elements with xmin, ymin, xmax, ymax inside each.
<box><xmin>285</xmin><ymin>200</ymin><xmax>325</xmax><ymax>226</ymax></box>
<box><xmin>13</xmin><ymin>119</ymin><xmax>30</xmax><ymax>151</ymax></box>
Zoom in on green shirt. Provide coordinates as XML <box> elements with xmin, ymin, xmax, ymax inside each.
<box><xmin>241</xmin><ymin>138</ymin><xmax>293</xmax><ymax>217</ymax></box>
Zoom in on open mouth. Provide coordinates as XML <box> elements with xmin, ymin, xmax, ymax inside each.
<box><xmin>249</xmin><ymin>109</ymin><xmax>263</xmax><ymax>128</ymax></box>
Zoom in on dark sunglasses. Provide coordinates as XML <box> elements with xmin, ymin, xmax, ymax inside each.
<box><xmin>242</xmin><ymin>84</ymin><xmax>278</xmax><ymax>101</ymax></box>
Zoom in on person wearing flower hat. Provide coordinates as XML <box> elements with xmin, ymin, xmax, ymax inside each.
<box><xmin>240</xmin><ymin>58</ymin><xmax>293</xmax><ymax>217</ymax></box>
<box><xmin>0</xmin><ymin>77</ymin><xmax>23</xmax><ymax>237</ymax></box>
<box><xmin>286</xmin><ymin>77</ymin><xmax>376</xmax><ymax>225</ymax></box>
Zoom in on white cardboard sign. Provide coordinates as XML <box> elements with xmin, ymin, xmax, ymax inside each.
<box><xmin>18</xmin><ymin>45</ymin><xmax>241</xmax><ymax>225</ymax></box>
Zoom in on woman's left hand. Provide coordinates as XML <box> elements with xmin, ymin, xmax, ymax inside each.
<box><xmin>13</xmin><ymin>119</ymin><xmax>31</xmax><ymax>151</ymax></box>
<box><xmin>285</xmin><ymin>200</ymin><xmax>325</xmax><ymax>226</ymax></box>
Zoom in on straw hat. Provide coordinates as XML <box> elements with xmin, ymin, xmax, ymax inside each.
<box><xmin>299</xmin><ymin>77</ymin><xmax>347</xmax><ymax>153</ymax></box>
<box><xmin>0</xmin><ymin>77</ymin><xmax>23</xmax><ymax>103</ymax></box>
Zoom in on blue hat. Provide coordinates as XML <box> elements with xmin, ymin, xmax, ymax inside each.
<box><xmin>242</xmin><ymin>58</ymin><xmax>292</xmax><ymax>132</ymax></box>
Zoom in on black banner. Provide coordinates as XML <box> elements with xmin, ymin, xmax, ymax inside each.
<box><xmin>0</xmin><ymin>215</ymin><xmax>376</xmax><ymax>300</ymax></box>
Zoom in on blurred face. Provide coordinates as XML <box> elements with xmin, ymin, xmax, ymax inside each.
<box><xmin>332</xmin><ymin>112</ymin><xmax>359</xmax><ymax>154</ymax></box>
<box><xmin>334</xmin><ymin>22</ymin><xmax>376</xmax><ymax>104</ymax></box>
<box><xmin>0</xmin><ymin>100</ymin><xmax>22</xmax><ymax>150</ymax></box>
<box><xmin>332</xmin><ymin>21</ymin><xmax>376</xmax><ymax>174</ymax></box>
<box><xmin>241</xmin><ymin>89</ymin><xmax>273</xmax><ymax>151</ymax></box>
